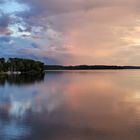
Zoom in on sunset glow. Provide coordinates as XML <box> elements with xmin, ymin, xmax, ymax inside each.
<box><xmin>0</xmin><ymin>0</ymin><xmax>140</xmax><ymax>65</ymax></box>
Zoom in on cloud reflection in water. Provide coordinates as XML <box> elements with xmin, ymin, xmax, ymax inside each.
<box><xmin>0</xmin><ymin>71</ymin><xmax>140</xmax><ymax>140</ymax></box>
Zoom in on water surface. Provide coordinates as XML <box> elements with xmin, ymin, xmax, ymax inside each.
<box><xmin>0</xmin><ymin>70</ymin><xmax>140</xmax><ymax>140</ymax></box>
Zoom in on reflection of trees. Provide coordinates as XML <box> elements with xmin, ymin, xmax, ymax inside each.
<box><xmin>0</xmin><ymin>74</ymin><xmax>45</xmax><ymax>86</ymax></box>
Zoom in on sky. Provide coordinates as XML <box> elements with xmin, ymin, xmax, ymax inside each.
<box><xmin>0</xmin><ymin>0</ymin><xmax>140</xmax><ymax>65</ymax></box>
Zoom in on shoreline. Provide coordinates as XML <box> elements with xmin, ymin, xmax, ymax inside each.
<box><xmin>45</xmin><ymin>69</ymin><xmax>140</xmax><ymax>71</ymax></box>
<box><xmin>45</xmin><ymin>65</ymin><xmax>140</xmax><ymax>71</ymax></box>
<box><xmin>0</xmin><ymin>68</ymin><xmax>139</xmax><ymax>75</ymax></box>
<box><xmin>0</xmin><ymin>71</ymin><xmax>44</xmax><ymax>75</ymax></box>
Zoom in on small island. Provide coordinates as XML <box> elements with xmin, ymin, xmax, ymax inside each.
<box><xmin>0</xmin><ymin>58</ymin><xmax>44</xmax><ymax>74</ymax></box>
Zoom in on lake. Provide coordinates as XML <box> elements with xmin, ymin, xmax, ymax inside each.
<box><xmin>0</xmin><ymin>70</ymin><xmax>140</xmax><ymax>140</ymax></box>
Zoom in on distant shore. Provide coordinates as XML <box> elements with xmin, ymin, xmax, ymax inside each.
<box><xmin>45</xmin><ymin>65</ymin><xmax>140</xmax><ymax>70</ymax></box>
<box><xmin>0</xmin><ymin>57</ymin><xmax>140</xmax><ymax>73</ymax></box>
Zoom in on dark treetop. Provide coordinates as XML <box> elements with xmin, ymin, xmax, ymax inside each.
<box><xmin>0</xmin><ymin>58</ymin><xmax>44</xmax><ymax>73</ymax></box>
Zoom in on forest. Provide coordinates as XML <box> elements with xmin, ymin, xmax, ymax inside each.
<box><xmin>0</xmin><ymin>58</ymin><xmax>44</xmax><ymax>73</ymax></box>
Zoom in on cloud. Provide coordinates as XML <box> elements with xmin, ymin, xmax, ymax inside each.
<box><xmin>0</xmin><ymin>0</ymin><xmax>140</xmax><ymax>65</ymax></box>
<box><xmin>0</xmin><ymin>36</ymin><xmax>11</xmax><ymax>43</ymax></box>
<box><xmin>0</xmin><ymin>0</ymin><xmax>5</xmax><ymax>4</ymax></box>
<box><xmin>0</xmin><ymin>11</ymin><xmax>12</xmax><ymax>35</ymax></box>
<box><xmin>0</xmin><ymin>13</ymin><xmax>9</xmax><ymax>28</ymax></box>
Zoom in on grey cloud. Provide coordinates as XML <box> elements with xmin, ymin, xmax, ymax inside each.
<box><xmin>15</xmin><ymin>0</ymin><xmax>140</xmax><ymax>33</ymax></box>
<box><xmin>15</xmin><ymin>0</ymin><xmax>109</xmax><ymax>28</ymax></box>
<box><xmin>0</xmin><ymin>28</ymin><xmax>12</xmax><ymax>35</ymax></box>
<box><xmin>0</xmin><ymin>12</ymin><xmax>12</xmax><ymax>35</ymax></box>
<box><xmin>0</xmin><ymin>0</ymin><xmax>5</xmax><ymax>4</ymax></box>
<box><xmin>17</xmin><ymin>0</ymin><xmax>140</xmax><ymax>17</ymax></box>
<box><xmin>0</xmin><ymin>12</ymin><xmax>11</xmax><ymax>28</ymax></box>
<box><xmin>0</xmin><ymin>36</ymin><xmax>11</xmax><ymax>43</ymax></box>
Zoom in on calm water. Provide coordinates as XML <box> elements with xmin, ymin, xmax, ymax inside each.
<box><xmin>0</xmin><ymin>70</ymin><xmax>140</xmax><ymax>140</ymax></box>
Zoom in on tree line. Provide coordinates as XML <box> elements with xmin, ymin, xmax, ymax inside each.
<box><xmin>45</xmin><ymin>65</ymin><xmax>140</xmax><ymax>70</ymax></box>
<box><xmin>0</xmin><ymin>58</ymin><xmax>44</xmax><ymax>73</ymax></box>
